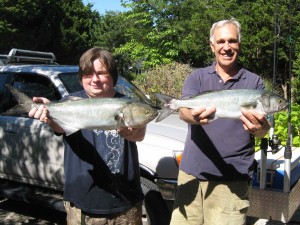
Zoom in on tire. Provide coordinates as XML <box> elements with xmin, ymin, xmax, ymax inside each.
<box><xmin>140</xmin><ymin>177</ymin><xmax>171</xmax><ymax>225</ymax></box>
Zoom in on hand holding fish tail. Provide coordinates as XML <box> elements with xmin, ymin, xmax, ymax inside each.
<box><xmin>28</xmin><ymin>97</ymin><xmax>50</xmax><ymax>122</ymax></box>
<box><xmin>179</xmin><ymin>107</ymin><xmax>216</xmax><ymax>125</ymax></box>
<box><xmin>33</xmin><ymin>97</ymin><xmax>51</xmax><ymax>104</ymax></box>
<box><xmin>118</xmin><ymin>126</ymin><xmax>146</xmax><ymax>142</ymax></box>
<box><xmin>240</xmin><ymin>108</ymin><xmax>270</xmax><ymax>138</ymax></box>
<box><xmin>28</xmin><ymin>97</ymin><xmax>65</xmax><ymax>134</ymax></box>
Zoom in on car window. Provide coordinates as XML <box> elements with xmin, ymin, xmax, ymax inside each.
<box><xmin>58</xmin><ymin>73</ymin><xmax>83</xmax><ymax>93</ymax></box>
<box><xmin>0</xmin><ymin>73</ymin><xmax>10</xmax><ymax>113</ymax></box>
<box><xmin>1</xmin><ymin>73</ymin><xmax>60</xmax><ymax>114</ymax></box>
<box><xmin>0</xmin><ymin>74</ymin><xmax>7</xmax><ymax>91</ymax></box>
<box><xmin>13</xmin><ymin>74</ymin><xmax>60</xmax><ymax>101</ymax></box>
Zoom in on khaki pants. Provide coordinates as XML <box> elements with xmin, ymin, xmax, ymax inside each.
<box><xmin>170</xmin><ymin>170</ymin><xmax>250</xmax><ymax>225</ymax></box>
<box><xmin>64</xmin><ymin>201</ymin><xmax>143</xmax><ymax>225</ymax></box>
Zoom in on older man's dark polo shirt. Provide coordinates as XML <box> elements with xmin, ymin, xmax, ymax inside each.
<box><xmin>180</xmin><ymin>62</ymin><xmax>264</xmax><ymax>181</ymax></box>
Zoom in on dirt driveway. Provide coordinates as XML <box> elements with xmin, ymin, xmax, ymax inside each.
<box><xmin>0</xmin><ymin>198</ymin><xmax>66</xmax><ymax>225</ymax></box>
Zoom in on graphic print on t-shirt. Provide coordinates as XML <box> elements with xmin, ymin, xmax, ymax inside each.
<box><xmin>93</xmin><ymin>129</ymin><xmax>124</xmax><ymax>174</ymax></box>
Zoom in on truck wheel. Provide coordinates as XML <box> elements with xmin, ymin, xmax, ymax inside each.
<box><xmin>140</xmin><ymin>177</ymin><xmax>171</xmax><ymax>225</ymax></box>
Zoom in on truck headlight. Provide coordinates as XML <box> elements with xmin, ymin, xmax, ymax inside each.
<box><xmin>173</xmin><ymin>151</ymin><xmax>183</xmax><ymax>167</ymax></box>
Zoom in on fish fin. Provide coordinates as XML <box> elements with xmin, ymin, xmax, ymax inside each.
<box><xmin>63</xmin><ymin>126</ymin><xmax>80</xmax><ymax>136</ymax></box>
<box><xmin>52</xmin><ymin>118</ymin><xmax>80</xmax><ymax>136</ymax></box>
<box><xmin>154</xmin><ymin>93</ymin><xmax>177</xmax><ymax>122</ymax></box>
<box><xmin>240</xmin><ymin>103</ymin><xmax>256</xmax><ymax>110</ymax></box>
<box><xmin>2</xmin><ymin>84</ymin><xmax>34</xmax><ymax>116</ymax></box>
<box><xmin>154</xmin><ymin>93</ymin><xmax>174</xmax><ymax>104</ymax></box>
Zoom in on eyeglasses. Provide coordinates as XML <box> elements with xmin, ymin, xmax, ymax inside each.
<box><xmin>83</xmin><ymin>73</ymin><xmax>110</xmax><ymax>79</ymax></box>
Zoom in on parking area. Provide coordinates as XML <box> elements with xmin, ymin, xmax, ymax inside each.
<box><xmin>1</xmin><ymin>197</ymin><xmax>300</xmax><ymax>225</ymax></box>
<box><xmin>0</xmin><ymin>198</ymin><xmax>66</xmax><ymax>225</ymax></box>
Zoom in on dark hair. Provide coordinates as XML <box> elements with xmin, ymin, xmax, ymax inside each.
<box><xmin>78</xmin><ymin>47</ymin><xmax>118</xmax><ymax>86</ymax></box>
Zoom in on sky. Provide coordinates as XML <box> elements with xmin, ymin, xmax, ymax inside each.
<box><xmin>82</xmin><ymin>0</ymin><xmax>127</xmax><ymax>14</ymax></box>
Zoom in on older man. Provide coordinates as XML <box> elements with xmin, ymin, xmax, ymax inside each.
<box><xmin>170</xmin><ymin>19</ymin><xmax>270</xmax><ymax>225</ymax></box>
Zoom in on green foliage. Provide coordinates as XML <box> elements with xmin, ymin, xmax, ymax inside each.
<box><xmin>94</xmin><ymin>11</ymin><xmax>129</xmax><ymax>51</ymax></box>
<box><xmin>0</xmin><ymin>0</ymin><xmax>299</xmax><ymax>105</ymax></box>
<box><xmin>115</xmin><ymin>8</ymin><xmax>178</xmax><ymax>69</ymax></box>
<box><xmin>0</xmin><ymin>0</ymin><xmax>101</xmax><ymax>64</ymax></box>
<box><xmin>274</xmin><ymin>104</ymin><xmax>300</xmax><ymax>147</ymax></box>
<box><xmin>255</xmin><ymin>104</ymin><xmax>300</xmax><ymax>150</ymax></box>
<box><xmin>293</xmin><ymin>54</ymin><xmax>300</xmax><ymax>103</ymax></box>
<box><xmin>132</xmin><ymin>63</ymin><xmax>194</xmax><ymax>102</ymax></box>
<box><xmin>117</xmin><ymin>0</ymin><xmax>214</xmax><ymax>68</ymax></box>
<box><xmin>92</xmin><ymin>11</ymin><xmax>131</xmax><ymax>75</ymax></box>
<box><xmin>117</xmin><ymin>0</ymin><xmax>300</xmax><ymax>104</ymax></box>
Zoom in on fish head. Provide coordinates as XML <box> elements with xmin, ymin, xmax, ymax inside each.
<box><xmin>260</xmin><ymin>92</ymin><xmax>288</xmax><ymax>114</ymax></box>
<box><xmin>121</xmin><ymin>102</ymin><xmax>158</xmax><ymax>127</ymax></box>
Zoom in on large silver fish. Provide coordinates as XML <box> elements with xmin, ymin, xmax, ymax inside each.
<box><xmin>3</xmin><ymin>84</ymin><xmax>158</xmax><ymax>136</ymax></box>
<box><xmin>155</xmin><ymin>89</ymin><xmax>288</xmax><ymax>122</ymax></box>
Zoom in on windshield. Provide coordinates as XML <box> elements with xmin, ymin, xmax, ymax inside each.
<box><xmin>58</xmin><ymin>73</ymin><xmax>83</xmax><ymax>93</ymax></box>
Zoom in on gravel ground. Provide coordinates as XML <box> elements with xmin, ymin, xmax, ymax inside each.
<box><xmin>247</xmin><ymin>217</ymin><xmax>300</xmax><ymax>225</ymax></box>
<box><xmin>0</xmin><ymin>198</ymin><xmax>66</xmax><ymax>225</ymax></box>
<box><xmin>0</xmin><ymin>197</ymin><xmax>299</xmax><ymax>225</ymax></box>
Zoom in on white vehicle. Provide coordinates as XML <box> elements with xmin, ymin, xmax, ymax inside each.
<box><xmin>0</xmin><ymin>49</ymin><xmax>186</xmax><ymax>225</ymax></box>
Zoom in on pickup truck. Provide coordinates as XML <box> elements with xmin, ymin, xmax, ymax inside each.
<box><xmin>0</xmin><ymin>49</ymin><xmax>187</xmax><ymax>225</ymax></box>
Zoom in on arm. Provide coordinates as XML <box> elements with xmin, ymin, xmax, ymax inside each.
<box><xmin>240</xmin><ymin>108</ymin><xmax>271</xmax><ymax>138</ymax></box>
<box><xmin>28</xmin><ymin>97</ymin><xmax>65</xmax><ymax>134</ymax></box>
<box><xmin>118</xmin><ymin>126</ymin><xmax>146</xmax><ymax>142</ymax></box>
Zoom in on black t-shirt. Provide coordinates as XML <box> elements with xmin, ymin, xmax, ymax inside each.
<box><xmin>63</xmin><ymin>90</ymin><xmax>144</xmax><ymax>214</ymax></box>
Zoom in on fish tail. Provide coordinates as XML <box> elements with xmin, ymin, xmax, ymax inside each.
<box><xmin>154</xmin><ymin>93</ymin><xmax>177</xmax><ymax>122</ymax></box>
<box><xmin>2</xmin><ymin>84</ymin><xmax>34</xmax><ymax>116</ymax></box>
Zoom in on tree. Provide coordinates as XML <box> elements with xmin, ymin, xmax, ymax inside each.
<box><xmin>119</xmin><ymin>0</ymin><xmax>299</xmax><ymax>103</ymax></box>
<box><xmin>1</xmin><ymin>0</ymin><xmax>299</xmax><ymax>101</ymax></box>
<box><xmin>116</xmin><ymin>1</ymin><xmax>169</xmax><ymax>68</ymax></box>
<box><xmin>0</xmin><ymin>0</ymin><xmax>101</xmax><ymax>64</ymax></box>
<box><xmin>93</xmin><ymin>11</ymin><xmax>132</xmax><ymax>76</ymax></box>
